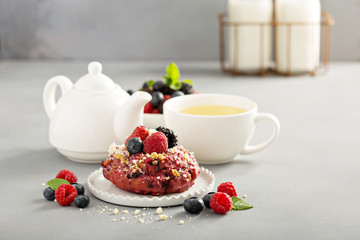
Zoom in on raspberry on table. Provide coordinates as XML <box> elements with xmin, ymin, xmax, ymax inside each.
<box><xmin>217</xmin><ymin>182</ymin><xmax>237</xmax><ymax>197</ymax></box>
<box><xmin>56</xmin><ymin>169</ymin><xmax>78</xmax><ymax>184</ymax></box>
<box><xmin>210</xmin><ymin>192</ymin><xmax>233</xmax><ymax>214</ymax></box>
<box><xmin>55</xmin><ymin>184</ymin><xmax>78</xmax><ymax>206</ymax></box>
<box><xmin>143</xmin><ymin>132</ymin><xmax>168</xmax><ymax>154</ymax></box>
<box><xmin>125</xmin><ymin>126</ymin><xmax>149</xmax><ymax>145</ymax></box>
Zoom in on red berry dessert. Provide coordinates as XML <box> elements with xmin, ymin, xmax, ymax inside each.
<box><xmin>101</xmin><ymin>126</ymin><xmax>200</xmax><ymax>196</ymax></box>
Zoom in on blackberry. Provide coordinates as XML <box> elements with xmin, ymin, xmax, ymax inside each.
<box><xmin>152</xmin><ymin>80</ymin><xmax>165</xmax><ymax>91</ymax></box>
<box><xmin>160</xmin><ymin>85</ymin><xmax>175</xmax><ymax>95</ymax></box>
<box><xmin>155</xmin><ymin>127</ymin><xmax>178</xmax><ymax>148</ymax></box>
<box><xmin>181</xmin><ymin>82</ymin><xmax>195</xmax><ymax>95</ymax></box>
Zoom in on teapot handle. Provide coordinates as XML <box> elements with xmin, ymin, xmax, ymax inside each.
<box><xmin>43</xmin><ymin>75</ymin><xmax>73</xmax><ymax>118</ymax></box>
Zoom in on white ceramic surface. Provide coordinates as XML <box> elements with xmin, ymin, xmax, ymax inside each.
<box><xmin>87</xmin><ymin>167</ymin><xmax>215</xmax><ymax>207</ymax></box>
<box><xmin>43</xmin><ymin>62</ymin><xmax>151</xmax><ymax>163</ymax></box>
<box><xmin>143</xmin><ymin>113</ymin><xmax>166</xmax><ymax>129</ymax></box>
<box><xmin>163</xmin><ymin>93</ymin><xmax>280</xmax><ymax>164</ymax></box>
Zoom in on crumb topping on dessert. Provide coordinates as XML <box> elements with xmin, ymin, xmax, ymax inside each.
<box><xmin>102</xmin><ymin>142</ymin><xmax>199</xmax><ymax>195</ymax></box>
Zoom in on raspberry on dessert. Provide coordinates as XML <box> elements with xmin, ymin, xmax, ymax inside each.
<box><xmin>217</xmin><ymin>182</ymin><xmax>237</xmax><ymax>197</ymax></box>
<box><xmin>156</xmin><ymin>127</ymin><xmax>178</xmax><ymax>148</ymax></box>
<box><xmin>143</xmin><ymin>132</ymin><xmax>168</xmax><ymax>154</ymax></box>
<box><xmin>210</xmin><ymin>192</ymin><xmax>233</xmax><ymax>214</ymax></box>
<box><xmin>144</xmin><ymin>102</ymin><xmax>153</xmax><ymax>113</ymax></box>
<box><xmin>56</xmin><ymin>169</ymin><xmax>78</xmax><ymax>184</ymax></box>
<box><xmin>125</xmin><ymin>126</ymin><xmax>149</xmax><ymax>145</ymax></box>
<box><xmin>55</xmin><ymin>184</ymin><xmax>78</xmax><ymax>206</ymax></box>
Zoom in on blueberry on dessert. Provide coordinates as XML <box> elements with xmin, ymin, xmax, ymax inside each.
<box><xmin>126</xmin><ymin>137</ymin><xmax>144</xmax><ymax>155</ymax></box>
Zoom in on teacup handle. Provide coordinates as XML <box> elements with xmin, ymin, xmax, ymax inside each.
<box><xmin>43</xmin><ymin>75</ymin><xmax>73</xmax><ymax>118</ymax></box>
<box><xmin>240</xmin><ymin>113</ymin><xmax>280</xmax><ymax>155</ymax></box>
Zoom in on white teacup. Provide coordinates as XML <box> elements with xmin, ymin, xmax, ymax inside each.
<box><xmin>163</xmin><ymin>94</ymin><xmax>280</xmax><ymax>164</ymax></box>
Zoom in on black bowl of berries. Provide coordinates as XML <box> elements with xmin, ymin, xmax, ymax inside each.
<box><xmin>127</xmin><ymin>63</ymin><xmax>197</xmax><ymax>129</ymax></box>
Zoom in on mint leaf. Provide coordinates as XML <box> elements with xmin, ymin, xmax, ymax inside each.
<box><xmin>166</xmin><ymin>63</ymin><xmax>180</xmax><ymax>83</ymax></box>
<box><xmin>232</xmin><ymin>196</ymin><xmax>254</xmax><ymax>210</ymax></box>
<box><xmin>147</xmin><ymin>79</ymin><xmax>155</xmax><ymax>88</ymax></box>
<box><xmin>46</xmin><ymin>178</ymin><xmax>69</xmax><ymax>191</ymax></box>
<box><xmin>163</xmin><ymin>75</ymin><xmax>173</xmax><ymax>86</ymax></box>
<box><xmin>170</xmin><ymin>81</ymin><xmax>182</xmax><ymax>91</ymax></box>
<box><xmin>182</xmin><ymin>79</ymin><xmax>193</xmax><ymax>86</ymax></box>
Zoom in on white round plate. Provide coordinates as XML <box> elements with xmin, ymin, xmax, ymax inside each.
<box><xmin>87</xmin><ymin>167</ymin><xmax>215</xmax><ymax>207</ymax></box>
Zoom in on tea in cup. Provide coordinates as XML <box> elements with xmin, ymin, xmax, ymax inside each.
<box><xmin>163</xmin><ymin>94</ymin><xmax>280</xmax><ymax>164</ymax></box>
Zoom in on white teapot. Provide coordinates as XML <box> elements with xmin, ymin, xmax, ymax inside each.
<box><xmin>43</xmin><ymin>62</ymin><xmax>151</xmax><ymax>163</ymax></box>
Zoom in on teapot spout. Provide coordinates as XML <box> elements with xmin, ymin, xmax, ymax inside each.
<box><xmin>113</xmin><ymin>91</ymin><xmax>152</xmax><ymax>143</ymax></box>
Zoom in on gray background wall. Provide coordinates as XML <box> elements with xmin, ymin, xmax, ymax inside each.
<box><xmin>0</xmin><ymin>0</ymin><xmax>359</xmax><ymax>61</ymax></box>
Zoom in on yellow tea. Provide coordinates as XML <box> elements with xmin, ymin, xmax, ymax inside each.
<box><xmin>180</xmin><ymin>105</ymin><xmax>247</xmax><ymax>116</ymax></box>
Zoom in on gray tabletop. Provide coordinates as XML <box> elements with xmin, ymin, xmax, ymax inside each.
<box><xmin>1</xmin><ymin>61</ymin><xmax>359</xmax><ymax>240</ymax></box>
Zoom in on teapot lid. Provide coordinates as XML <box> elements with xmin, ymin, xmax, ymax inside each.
<box><xmin>74</xmin><ymin>62</ymin><xmax>117</xmax><ymax>92</ymax></box>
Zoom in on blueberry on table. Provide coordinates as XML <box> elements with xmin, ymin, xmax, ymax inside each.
<box><xmin>183</xmin><ymin>197</ymin><xmax>204</xmax><ymax>214</ymax></box>
<box><xmin>126</xmin><ymin>137</ymin><xmax>144</xmax><ymax>155</ymax></box>
<box><xmin>151</xmin><ymin>91</ymin><xmax>164</xmax><ymax>108</ymax></box>
<box><xmin>74</xmin><ymin>195</ymin><xmax>90</xmax><ymax>208</ymax></box>
<box><xmin>152</xmin><ymin>80</ymin><xmax>165</xmax><ymax>92</ymax></box>
<box><xmin>171</xmin><ymin>91</ymin><xmax>185</xmax><ymax>98</ymax></box>
<box><xmin>203</xmin><ymin>192</ymin><xmax>215</xmax><ymax>208</ymax></box>
<box><xmin>43</xmin><ymin>187</ymin><xmax>55</xmax><ymax>201</ymax></box>
<box><xmin>71</xmin><ymin>183</ymin><xmax>85</xmax><ymax>195</ymax></box>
